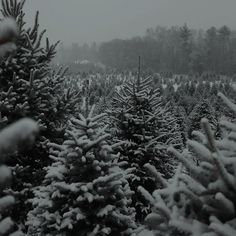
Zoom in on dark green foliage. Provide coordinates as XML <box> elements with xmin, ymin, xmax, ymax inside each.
<box><xmin>140</xmin><ymin>91</ymin><xmax>236</xmax><ymax>236</ymax></box>
<box><xmin>0</xmin><ymin>0</ymin><xmax>81</xmax><ymax>228</ymax></box>
<box><xmin>28</xmin><ymin>108</ymin><xmax>136</xmax><ymax>236</ymax></box>
<box><xmin>108</xmin><ymin>76</ymin><xmax>183</xmax><ymax>221</ymax></box>
<box><xmin>188</xmin><ymin>99</ymin><xmax>218</xmax><ymax>138</ymax></box>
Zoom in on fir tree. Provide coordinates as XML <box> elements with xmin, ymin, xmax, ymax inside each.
<box><xmin>27</xmin><ymin>106</ymin><xmax>136</xmax><ymax>236</ymax></box>
<box><xmin>0</xmin><ymin>0</ymin><xmax>58</xmax><ymax>83</ymax></box>
<box><xmin>0</xmin><ymin>118</ymin><xmax>38</xmax><ymax>236</ymax></box>
<box><xmin>0</xmin><ymin>0</ymin><xmax>81</xmax><ymax>227</ymax></box>
<box><xmin>140</xmin><ymin>87</ymin><xmax>236</xmax><ymax>236</ymax></box>
<box><xmin>108</xmin><ymin>76</ymin><xmax>183</xmax><ymax>221</ymax></box>
<box><xmin>172</xmin><ymin>104</ymin><xmax>188</xmax><ymax>145</ymax></box>
<box><xmin>0</xmin><ymin>0</ymin><xmax>81</xmax><ymax>133</ymax></box>
<box><xmin>188</xmin><ymin>99</ymin><xmax>218</xmax><ymax>138</ymax></box>
<box><xmin>176</xmin><ymin>85</ymin><xmax>197</xmax><ymax>116</ymax></box>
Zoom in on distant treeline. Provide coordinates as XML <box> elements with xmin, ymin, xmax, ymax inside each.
<box><xmin>56</xmin><ymin>25</ymin><xmax>236</xmax><ymax>75</ymax></box>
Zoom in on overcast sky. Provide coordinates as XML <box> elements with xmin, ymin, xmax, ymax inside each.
<box><xmin>24</xmin><ymin>0</ymin><xmax>236</xmax><ymax>46</ymax></box>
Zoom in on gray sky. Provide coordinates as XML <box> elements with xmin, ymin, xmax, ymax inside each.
<box><xmin>24</xmin><ymin>0</ymin><xmax>236</xmax><ymax>46</ymax></box>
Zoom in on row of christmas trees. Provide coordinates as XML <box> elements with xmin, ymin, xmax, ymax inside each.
<box><xmin>139</xmin><ymin>90</ymin><xmax>236</xmax><ymax>236</ymax></box>
<box><xmin>0</xmin><ymin>0</ymin><xmax>236</xmax><ymax>235</ymax></box>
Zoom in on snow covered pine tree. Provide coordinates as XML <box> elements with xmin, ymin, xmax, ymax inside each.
<box><xmin>0</xmin><ymin>15</ymin><xmax>37</xmax><ymax>236</ymax></box>
<box><xmin>108</xmin><ymin>76</ymin><xmax>183</xmax><ymax>222</ymax></box>
<box><xmin>0</xmin><ymin>0</ymin><xmax>81</xmax><ymax>227</ymax></box>
<box><xmin>0</xmin><ymin>0</ymin><xmax>80</xmax><ymax>142</ymax></box>
<box><xmin>27</xmin><ymin>106</ymin><xmax>136</xmax><ymax>236</ymax></box>
<box><xmin>0</xmin><ymin>119</ymin><xmax>38</xmax><ymax>236</ymax></box>
<box><xmin>188</xmin><ymin>99</ymin><xmax>218</xmax><ymax>138</ymax></box>
<box><xmin>139</xmin><ymin>87</ymin><xmax>236</xmax><ymax>236</ymax></box>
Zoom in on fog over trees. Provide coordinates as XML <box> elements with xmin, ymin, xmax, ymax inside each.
<box><xmin>56</xmin><ymin>24</ymin><xmax>236</xmax><ymax>75</ymax></box>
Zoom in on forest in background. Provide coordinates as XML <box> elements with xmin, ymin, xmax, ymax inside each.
<box><xmin>56</xmin><ymin>24</ymin><xmax>236</xmax><ymax>75</ymax></box>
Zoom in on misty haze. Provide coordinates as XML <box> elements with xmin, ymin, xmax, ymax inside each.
<box><xmin>0</xmin><ymin>1</ymin><xmax>235</xmax><ymax>236</ymax></box>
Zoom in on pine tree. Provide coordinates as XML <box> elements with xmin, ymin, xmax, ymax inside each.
<box><xmin>0</xmin><ymin>0</ymin><xmax>81</xmax><ymax>133</ymax></box>
<box><xmin>0</xmin><ymin>118</ymin><xmax>38</xmax><ymax>236</ymax></box>
<box><xmin>0</xmin><ymin>0</ymin><xmax>57</xmax><ymax>83</ymax></box>
<box><xmin>188</xmin><ymin>99</ymin><xmax>218</xmax><ymax>138</ymax></box>
<box><xmin>139</xmin><ymin>87</ymin><xmax>236</xmax><ymax>236</ymax></box>
<box><xmin>172</xmin><ymin>104</ymin><xmax>188</xmax><ymax>145</ymax></box>
<box><xmin>0</xmin><ymin>0</ymin><xmax>81</xmax><ymax>227</ymax></box>
<box><xmin>27</xmin><ymin>106</ymin><xmax>136</xmax><ymax>236</ymax></box>
<box><xmin>180</xmin><ymin>24</ymin><xmax>192</xmax><ymax>73</ymax></box>
<box><xmin>176</xmin><ymin>83</ymin><xmax>197</xmax><ymax>116</ymax></box>
<box><xmin>108</xmin><ymin>76</ymin><xmax>183</xmax><ymax>221</ymax></box>
<box><xmin>96</xmin><ymin>96</ymin><xmax>111</xmax><ymax>115</ymax></box>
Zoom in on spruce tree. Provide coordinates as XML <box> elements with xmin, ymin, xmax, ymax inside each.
<box><xmin>27</xmin><ymin>106</ymin><xmax>136</xmax><ymax>236</ymax></box>
<box><xmin>108</xmin><ymin>76</ymin><xmax>183</xmax><ymax>221</ymax></box>
<box><xmin>139</xmin><ymin>88</ymin><xmax>236</xmax><ymax>236</ymax></box>
<box><xmin>0</xmin><ymin>0</ymin><xmax>57</xmax><ymax>82</ymax></box>
<box><xmin>0</xmin><ymin>0</ymin><xmax>80</xmax><ymax>134</ymax></box>
<box><xmin>172</xmin><ymin>104</ymin><xmax>188</xmax><ymax>145</ymax></box>
<box><xmin>0</xmin><ymin>0</ymin><xmax>81</xmax><ymax>227</ymax></box>
<box><xmin>188</xmin><ymin>99</ymin><xmax>218</xmax><ymax>138</ymax></box>
<box><xmin>0</xmin><ymin>119</ymin><xmax>38</xmax><ymax>236</ymax></box>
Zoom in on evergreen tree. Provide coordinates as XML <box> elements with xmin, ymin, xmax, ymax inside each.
<box><xmin>27</xmin><ymin>106</ymin><xmax>136</xmax><ymax>236</ymax></box>
<box><xmin>204</xmin><ymin>27</ymin><xmax>218</xmax><ymax>72</ymax></box>
<box><xmin>180</xmin><ymin>24</ymin><xmax>192</xmax><ymax>73</ymax></box>
<box><xmin>176</xmin><ymin>83</ymin><xmax>197</xmax><ymax>116</ymax></box>
<box><xmin>0</xmin><ymin>0</ymin><xmax>80</xmax><ymax>134</ymax></box>
<box><xmin>108</xmin><ymin>76</ymin><xmax>183</xmax><ymax>221</ymax></box>
<box><xmin>172</xmin><ymin>104</ymin><xmax>188</xmax><ymax>145</ymax></box>
<box><xmin>0</xmin><ymin>118</ymin><xmax>38</xmax><ymax>236</ymax></box>
<box><xmin>0</xmin><ymin>0</ymin><xmax>57</xmax><ymax>83</ymax></box>
<box><xmin>139</xmin><ymin>88</ymin><xmax>236</xmax><ymax>236</ymax></box>
<box><xmin>188</xmin><ymin>99</ymin><xmax>218</xmax><ymax>138</ymax></box>
<box><xmin>0</xmin><ymin>0</ymin><xmax>81</xmax><ymax>227</ymax></box>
